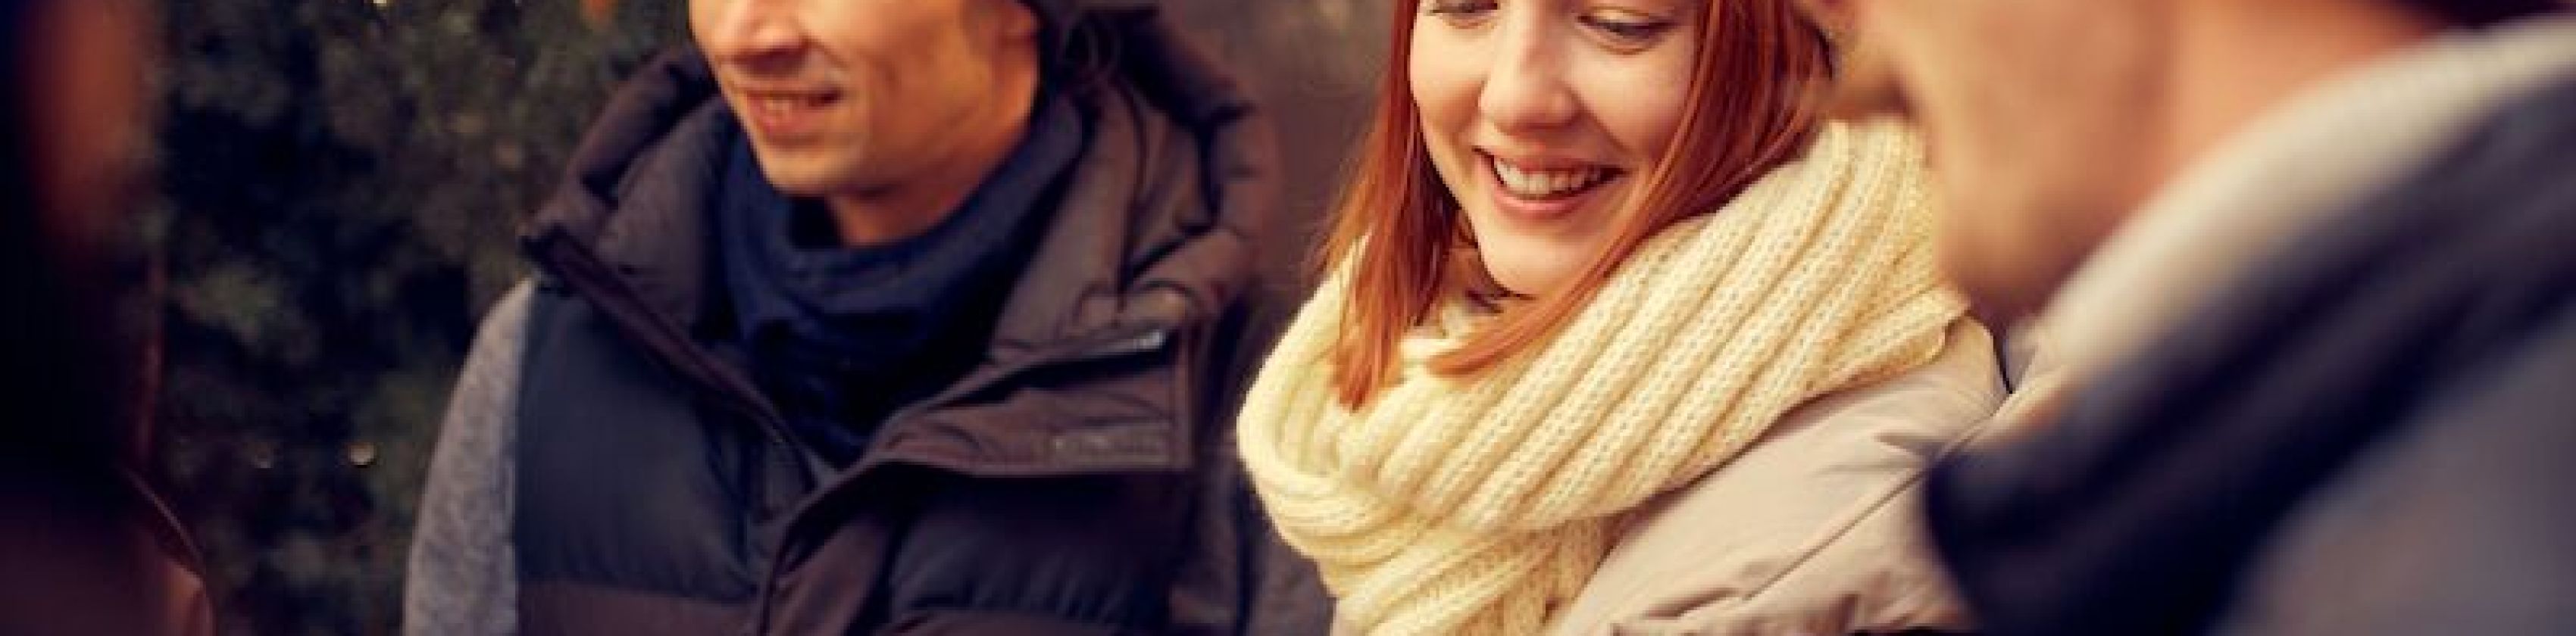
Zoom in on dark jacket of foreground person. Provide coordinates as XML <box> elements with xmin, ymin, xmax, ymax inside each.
<box><xmin>1927</xmin><ymin>14</ymin><xmax>2576</xmax><ymax>636</ymax></box>
<box><xmin>405</xmin><ymin>6</ymin><xmax>1328</xmax><ymax>634</ymax></box>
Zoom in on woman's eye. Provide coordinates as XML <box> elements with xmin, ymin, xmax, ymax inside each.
<box><xmin>1579</xmin><ymin>11</ymin><xmax>1675</xmax><ymax>45</ymax></box>
<box><xmin>1424</xmin><ymin>0</ymin><xmax>1500</xmax><ymax>23</ymax></box>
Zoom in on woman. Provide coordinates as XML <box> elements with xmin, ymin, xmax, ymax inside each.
<box><xmin>1235</xmin><ymin>0</ymin><xmax>2002</xmax><ymax>633</ymax></box>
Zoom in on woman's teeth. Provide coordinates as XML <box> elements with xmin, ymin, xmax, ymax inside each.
<box><xmin>1493</xmin><ymin>158</ymin><xmax>1613</xmax><ymax>199</ymax></box>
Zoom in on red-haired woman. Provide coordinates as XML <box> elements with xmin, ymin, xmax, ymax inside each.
<box><xmin>1235</xmin><ymin>0</ymin><xmax>2002</xmax><ymax>633</ymax></box>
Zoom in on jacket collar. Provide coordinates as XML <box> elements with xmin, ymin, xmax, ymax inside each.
<box><xmin>2031</xmin><ymin>13</ymin><xmax>2576</xmax><ymax>394</ymax></box>
<box><xmin>520</xmin><ymin>5</ymin><xmax>1276</xmax><ymax>476</ymax></box>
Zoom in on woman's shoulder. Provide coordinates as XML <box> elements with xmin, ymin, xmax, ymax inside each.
<box><xmin>1550</xmin><ymin>320</ymin><xmax>2002</xmax><ymax>635</ymax></box>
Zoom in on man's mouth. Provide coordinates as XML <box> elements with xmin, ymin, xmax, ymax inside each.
<box><xmin>737</xmin><ymin>89</ymin><xmax>841</xmax><ymax>140</ymax></box>
<box><xmin>749</xmin><ymin>91</ymin><xmax>839</xmax><ymax>114</ymax></box>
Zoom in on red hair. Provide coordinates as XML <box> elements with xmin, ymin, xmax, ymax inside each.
<box><xmin>1322</xmin><ymin>0</ymin><xmax>1834</xmax><ymax>407</ymax></box>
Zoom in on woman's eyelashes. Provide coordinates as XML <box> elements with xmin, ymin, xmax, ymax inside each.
<box><xmin>1579</xmin><ymin>9</ymin><xmax>1677</xmax><ymax>48</ymax></box>
<box><xmin>1422</xmin><ymin>1</ymin><xmax>1679</xmax><ymax>49</ymax></box>
<box><xmin>1425</xmin><ymin>0</ymin><xmax>1499</xmax><ymax>23</ymax></box>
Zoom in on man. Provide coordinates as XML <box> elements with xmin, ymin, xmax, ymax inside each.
<box><xmin>1</xmin><ymin>0</ymin><xmax>214</xmax><ymax>633</ymax></box>
<box><xmin>1802</xmin><ymin>0</ymin><xmax>2576</xmax><ymax>634</ymax></box>
<box><xmin>405</xmin><ymin>0</ymin><xmax>1327</xmax><ymax>633</ymax></box>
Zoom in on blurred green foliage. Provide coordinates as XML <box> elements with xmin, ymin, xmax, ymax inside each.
<box><xmin>155</xmin><ymin>0</ymin><xmax>680</xmax><ymax>632</ymax></box>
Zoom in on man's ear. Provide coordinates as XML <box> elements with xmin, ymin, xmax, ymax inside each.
<box><xmin>1796</xmin><ymin>0</ymin><xmax>1909</xmax><ymax>122</ymax></box>
<box><xmin>581</xmin><ymin>0</ymin><xmax>618</xmax><ymax>26</ymax></box>
<box><xmin>995</xmin><ymin>0</ymin><xmax>1040</xmax><ymax>42</ymax></box>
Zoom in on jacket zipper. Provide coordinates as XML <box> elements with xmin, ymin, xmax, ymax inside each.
<box><xmin>530</xmin><ymin>229</ymin><xmax>817</xmax><ymax>491</ymax></box>
<box><xmin>749</xmin><ymin>320</ymin><xmax>1193</xmax><ymax>633</ymax></box>
<box><xmin>761</xmin><ymin>319</ymin><xmax>1185</xmax><ymax>532</ymax></box>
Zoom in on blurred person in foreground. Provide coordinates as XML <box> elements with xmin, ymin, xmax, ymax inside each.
<box><xmin>0</xmin><ymin>0</ymin><xmax>214</xmax><ymax>633</ymax></box>
<box><xmin>1803</xmin><ymin>0</ymin><xmax>2576</xmax><ymax>633</ymax></box>
<box><xmin>1233</xmin><ymin>0</ymin><xmax>2004</xmax><ymax>632</ymax></box>
<box><xmin>404</xmin><ymin>0</ymin><xmax>1327</xmax><ymax>634</ymax></box>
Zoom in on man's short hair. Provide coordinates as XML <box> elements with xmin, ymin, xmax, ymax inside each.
<box><xmin>1020</xmin><ymin>0</ymin><xmax>1079</xmax><ymax>54</ymax></box>
<box><xmin>2399</xmin><ymin>0</ymin><xmax>2564</xmax><ymax>26</ymax></box>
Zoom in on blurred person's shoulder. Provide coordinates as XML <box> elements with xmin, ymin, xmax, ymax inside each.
<box><xmin>0</xmin><ymin>460</ymin><xmax>216</xmax><ymax>636</ymax></box>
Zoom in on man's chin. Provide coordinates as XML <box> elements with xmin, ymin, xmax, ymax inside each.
<box><xmin>749</xmin><ymin>163</ymin><xmax>852</xmax><ymax>199</ymax></box>
<box><xmin>1944</xmin><ymin>253</ymin><xmax>2061</xmax><ymax>330</ymax></box>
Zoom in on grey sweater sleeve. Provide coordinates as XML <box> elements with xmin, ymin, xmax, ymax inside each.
<box><xmin>404</xmin><ymin>282</ymin><xmax>534</xmax><ymax>636</ymax></box>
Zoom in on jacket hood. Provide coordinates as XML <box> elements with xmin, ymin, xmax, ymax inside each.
<box><xmin>524</xmin><ymin>4</ymin><xmax>1276</xmax><ymax>344</ymax></box>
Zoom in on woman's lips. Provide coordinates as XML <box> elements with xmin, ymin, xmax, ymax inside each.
<box><xmin>1483</xmin><ymin>152</ymin><xmax>1621</xmax><ymax>222</ymax></box>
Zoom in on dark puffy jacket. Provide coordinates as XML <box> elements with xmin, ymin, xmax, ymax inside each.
<box><xmin>405</xmin><ymin>6</ymin><xmax>1330</xmax><ymax>634</ymax></box>
<box><xmin>1925</xmin><ymin>68</ymin><xmax>2576</xmax><ymax>636</ymax></box>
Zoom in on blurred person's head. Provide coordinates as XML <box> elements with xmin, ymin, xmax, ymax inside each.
<box><xmin>689</xmin><ymin>0</ymin><xmax>1046</xmax><ymax>244</ymax></box>
<box><xmin>1804</xmin><ymin>0</ymin><xmax>2565</xmax><ymax>322</ymax></box>
<box><xmin>1</xmin><ymin>0</ymin><xmax>158</xmax><ymax>457</ymax></box>
<box><xmin>5</xmin><ymin>0</ymin><xmax>152</xmax><ymax>251</ymax></box>
<box><xmin>1321</xmin><ymin>0</ymin><xmax>1834</xmax><ymax>405</ymax></box>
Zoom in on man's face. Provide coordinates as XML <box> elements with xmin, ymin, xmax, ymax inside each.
<box><xmin>1821</xmin><ymin>0</ymin><xmax>2175</xmax><ymax>322</ymax></box>
<box><xmin>691</xmin><ymin>0</ymin><xmax>1036</xmax><ymax>198</ymax></box>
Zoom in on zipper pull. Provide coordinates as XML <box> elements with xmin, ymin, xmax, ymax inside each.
<box><xmin>1091</xmin><ymin>328</ymin><xmax>1171</xmax><ymax>357</ymax></box>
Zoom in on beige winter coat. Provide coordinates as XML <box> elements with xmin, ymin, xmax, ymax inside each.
<box><xmin>1547</xmin><ymin>321</ymin><xmax>2003</xmax><ymax>635</ymax></box>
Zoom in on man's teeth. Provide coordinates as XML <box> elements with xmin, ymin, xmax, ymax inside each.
<box><xmin>755</xmin><ymin>95</ymin><xmax>830</xmax><ymax>114</ymax></box>
<box><xmin>1493</xmin><ymin>159</ymin><xmax>1612</xmax><ymax>198</ymax></box>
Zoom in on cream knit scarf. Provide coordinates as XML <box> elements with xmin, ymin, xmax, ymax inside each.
<box><xmin>1236</xmin><ymin>121</ymin><xmax>1965</xmax><ymax>634</ymax></box>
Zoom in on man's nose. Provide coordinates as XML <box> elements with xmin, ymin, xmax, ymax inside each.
<box><xmin>697</xmin><ymin>0</ymin><xmax>803</xmax><ymax>72</ymax></box>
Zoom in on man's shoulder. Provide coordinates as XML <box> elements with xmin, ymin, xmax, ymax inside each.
<box><xmin>449</xmin><ymin>281</ymin><xmax>541</xmax><ymax>414</ymax></box>
<box><xmin>2480</xmin><ymin>64</ymin><xmax>2576</xmax><ymax>145</ymax></box>
<box><xmin>2237</xmin><ymin>67</ymin><xmax>2576</xmax><ymax>331</ymax></box>
<box><xmin>529</xmin><ymin>48</ymin><xmax>731</xmax><ymax>246</ymax></box>
<box><xmin>2343</xmin><ymin>68</ymin><xmax>2576</xmax><ymax>313</ymax></box>
<box><xmin>2221</xmin><ymin>300</ymin><xmax>2576</xmax><ymax>635</ymax></box>
<box><xmin>2429</xmin><ymin>69</ymin><xmax>2576</xmax><ymax>199</ymax></box>
<box><xmin>461</xmin><ymin>281</ymin><xmax>539</xmax><ymax>366</ymax></box>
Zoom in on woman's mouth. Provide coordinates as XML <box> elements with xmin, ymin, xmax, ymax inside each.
<box><xmin>1485</xmin><ymin>153</ymin><xmax>1623</xmax><ymax>220</ymax></box>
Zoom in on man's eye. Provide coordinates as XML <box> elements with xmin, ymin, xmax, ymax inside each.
<box><xmin>1579</xmin><ymin>11</ymin><xmax>1675</xmax><ymax>46</ymax></box>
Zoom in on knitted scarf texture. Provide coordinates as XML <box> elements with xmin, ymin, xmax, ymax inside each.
<box><xmin>1236</xmin><ymin>120</ymin><xmax>1966</xmax><ymax>634</ymax></box>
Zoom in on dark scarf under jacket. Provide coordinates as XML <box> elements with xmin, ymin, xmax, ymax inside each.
<box><xmin>715</xmin><ymin>87</ymin><xmax>1086</xmax><ymax>465</ymax></box>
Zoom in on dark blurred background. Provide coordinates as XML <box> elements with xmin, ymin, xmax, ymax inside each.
<box><xmin>148</xmin><ymin>0</ymin><xmax>1386</xmax><ymax>633</ymax></box>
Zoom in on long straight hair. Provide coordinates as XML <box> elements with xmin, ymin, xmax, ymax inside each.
<box><xmin>1321</xmin><ymin>0</ymin><xmax>1834</xmax><ymax>407</ymax></box>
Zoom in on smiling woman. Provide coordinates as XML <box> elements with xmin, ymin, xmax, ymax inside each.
<box><xmin>1411</xmin><ymin>0</ymin><xmax>1701</xmax><ymax>296</ymax></box>
<box><xmin>1231</xmin><ymin>0</ymin><xmax>2003</xmax><ymax>633</ymax></box>
<box><xmin>1322</xmin><ymin>0</ymin><xmax>1836</xmax><ymax>399</ymax></box>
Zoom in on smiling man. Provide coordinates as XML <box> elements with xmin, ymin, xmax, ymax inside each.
<box><xmin>404</xmin><ymin>1</ymin><xmax>1327</xmax><ymax>634</ymax></box>
<box><xmin>1802</xmin><ymin>0</ymin><xmax>2576</xmax><ymax>634</ymax></box>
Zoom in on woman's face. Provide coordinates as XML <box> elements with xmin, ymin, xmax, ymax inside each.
<box><xmin>1410</xmin><ymin>0</ymin><xmax>1698</xmax><ymax>296</ymax></box>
